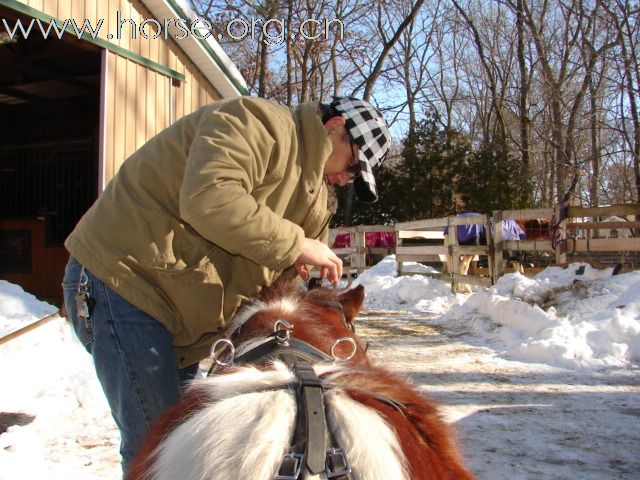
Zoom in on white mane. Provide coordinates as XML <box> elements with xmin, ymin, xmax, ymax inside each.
<box><xmin>145</xmin><ymin>361</ymin><xmax>409</xmax><ymax>480</ymax></box>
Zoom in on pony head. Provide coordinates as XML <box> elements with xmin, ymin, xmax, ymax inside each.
<box><xmin>226</xmin><ymin>281</ymin><xmax>368</xmax><ymax>366</ymax></box>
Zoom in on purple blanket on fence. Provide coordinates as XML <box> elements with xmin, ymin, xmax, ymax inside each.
<box><xmin>444</xmin><ymin>212</ymin><xmax>526</xmax><ymax>244</ymax></box>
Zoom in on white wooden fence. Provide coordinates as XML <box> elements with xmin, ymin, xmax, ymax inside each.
<box><xmin>330</xmin><ymin>203</ymin><xmax>640</xmax><ymax>292</ymax></box>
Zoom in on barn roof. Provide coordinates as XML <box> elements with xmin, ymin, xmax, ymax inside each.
<box><xmin>141</xmin><ymin>0</ymin><xmax>248</xmax><ymax>97</ymax></box>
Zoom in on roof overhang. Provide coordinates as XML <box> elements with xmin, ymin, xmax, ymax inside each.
<box><xmin>140</xmin><ymin>0</ymin><xmax>249</xmax><ymax>97</ymax></box>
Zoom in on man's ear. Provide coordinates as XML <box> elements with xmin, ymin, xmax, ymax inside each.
<box><xmin>324</xmin><ymin>115</ymin><xmax>346</xmax><ymax>130</ymax></box>
<box><xmin>338</xmin><ymin>285</ymin><xmax>365</xmax><ymax>325</ymax></box>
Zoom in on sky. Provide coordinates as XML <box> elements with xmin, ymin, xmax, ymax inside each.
<box><xmin>0</xmin><ymin>257</ymin><xmax>638</xmax><ymax>479</ymax></box>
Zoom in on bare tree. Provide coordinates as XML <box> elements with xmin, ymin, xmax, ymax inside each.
<box><xmin>386</xmin><ymin>0</ymin><xmax>443</xmax><ymax>135</ymax></box>
<box><xmin>519</xmin><ymin>0</ymin><xmax>618</xmax><ymax>204</ymax></box>
<box><xmin>340</xmin><ymin>0</ymin><xmax>428</xmax><ymax>224</ymax></box>
<box><xmin>186</xmin><ymin>0</ymin><xmax>633</xmax><ymax>214</ymax></box>
<box><xmin>451</xmin><ymin>0</ymin><xmax>510</xmax><ymax>142</ymax></box>
<box><xmin>515</xmin><ymin>0</ymin><xmax>533</xmax><ymax>169</ymax></box>
<box><xmin>604</xmin><ymin>0</ymin><xmax>640</xmax><ymax>205</ymax></box>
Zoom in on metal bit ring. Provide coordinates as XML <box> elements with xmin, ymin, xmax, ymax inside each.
<box><xmin>331</xmin><ymin>337</ymin><xmax>357</xmax><ymax>362</ymax></box>
<box><xmin>210</xmin><ymin>338</ymin><xmax>235</xmax><ymax>367</ymax></box>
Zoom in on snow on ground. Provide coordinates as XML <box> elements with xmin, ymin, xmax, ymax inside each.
<box><xmin>355</xmin><ymin>256</ymin><xmax>640</xmax><ymax>369</ymax></box>
<box><xmin>0</xmin><ymin>281</ymin><xmax>121</xmax><ymax>480</ymax></box>
<box><xmin>1</xmin><ymin>258</ymin><xmax>639</xmax><ymax>479</ymax></box>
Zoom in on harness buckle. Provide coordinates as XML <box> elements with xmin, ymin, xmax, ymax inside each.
<box><xmin>326</xmin><ymin>447</ymin><xmax>352</xmax><ymax>478</ymax></box>
<box><xmin>274</xmin><ymin>452</ymin><xmax>304</xmax><ymax>480</ymax></box>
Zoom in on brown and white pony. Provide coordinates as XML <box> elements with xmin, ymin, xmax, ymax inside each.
<box><xmin>128</xmin><ymin>282</ymin><xmax>474</xmax><ymax>480</ymax></box>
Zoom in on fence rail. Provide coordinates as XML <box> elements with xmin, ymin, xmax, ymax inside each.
<box><xmin>330</xmin><ymin>203</ymin><xmax>640</xmax><ymax>292</ymax></box>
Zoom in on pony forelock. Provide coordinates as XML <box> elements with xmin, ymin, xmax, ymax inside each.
<box><xmin>227</xmin><ymin>296</ymin><xmax>302</xmax><ymax>338</ymax></box>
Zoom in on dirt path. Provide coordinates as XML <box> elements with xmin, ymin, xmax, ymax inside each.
<box><xmin>357</xmin><ymin>310</ymin><xmax>640</xmax><ymax>480</ymax></box>
<box><xmin>12</xmin><ymin>312</ymin><xmax>636</xmax><ymax>480</ymax></box>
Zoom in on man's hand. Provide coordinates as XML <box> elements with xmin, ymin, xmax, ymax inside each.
<box><xmin>294</xmin><ymin>238</ymin><xmax>343</xmax><ymax>284</ymax></box>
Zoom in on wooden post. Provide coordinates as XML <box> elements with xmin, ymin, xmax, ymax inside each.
<box><xmin>486</xmin><ymin>216</ymin><xmax>495</xmax><ymax>282</ymax></box>
<box><xmin>448</xmin><ymin>216</ymin><xmax>459</xmax><ymax>293</ymax></box>
<box><xmin>395</xmin><ymin>228</ymin><xmax>403</xmax><ymax>276</ymax></box>
<box><xmin>355</xmin><ymin>227</ymin><xmax>366</xmax><ymax>273</ymax></box>
<box><xmin>492</xmin><ymin>210</ymin><xmax>504</xmax><ymax>283</ymax></box>
<box><xmin>556</xmin><ymin>204</ymin><xmax>567</xmax><ymax>265</ymax></box>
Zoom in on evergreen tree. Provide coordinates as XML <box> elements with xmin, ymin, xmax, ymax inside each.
<box><xmin>457</xmin><ymin>141</ymin><xmax>533</xmax><ymax>213</ymax></box>
<box><xmin>395</xmin><ymin>115</ymin><xmax>467</xmax><ymax>220</ymax></box>
<box><xmin>332</xmin><ymin>113</ymin><xmax>469</xmax><ymax>225</ymax></box>
<box><xmin>331</xmin><ymin>115</ymin><xmax>535</xmax><ymax>227</ymax></box>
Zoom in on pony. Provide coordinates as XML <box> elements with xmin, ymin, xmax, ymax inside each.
<box><xmin>128</xmin><ymin>281</ymin><xmax>474</xmax><ymax>480</ymax></box>
<box><xmin>520</xmin><ymin>218</ymin><xmax>552</xmax><ymax>241</ymax></box>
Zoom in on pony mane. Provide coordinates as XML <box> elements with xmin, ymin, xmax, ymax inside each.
<box><xmin>141</xmin><ymin>361</ymin><xmax>410</xmax><ymax>480</ymax></box>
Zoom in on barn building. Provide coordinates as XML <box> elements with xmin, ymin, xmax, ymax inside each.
<box><xmin>0</xmin><ymin>0</ymin><xmax>247</xmax><ymax>303</ymax></box>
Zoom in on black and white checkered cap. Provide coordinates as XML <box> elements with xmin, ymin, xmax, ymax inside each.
<box><xmin>331</xmin><ymin>97</ymin><xmax>391</xmax><ymax>203</ymax></box>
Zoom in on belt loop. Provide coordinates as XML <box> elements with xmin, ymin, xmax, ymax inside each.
<box><xmin>78</xmin><ymin>266</ymin><xmax>89</xmax><ymax>294</ymax></box>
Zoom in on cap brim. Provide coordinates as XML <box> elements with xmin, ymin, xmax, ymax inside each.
<box><xmin>353</xmin><ymin>151</ymin><xmax>378</xmax><ymax>203</ymax></box>
<box><xmin>354</xmin><ymin>177</ymin><xmax>377</xmax><ymax>203</ymax></box>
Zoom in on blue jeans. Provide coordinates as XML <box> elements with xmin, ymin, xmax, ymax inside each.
<box><xmin>62</xmin><ymin>257</ymin><xmax>198</xmax><ymax>475</ymax></box>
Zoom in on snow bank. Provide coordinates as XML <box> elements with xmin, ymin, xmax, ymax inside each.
<box><xmin>353</xmin><ymin>256</ymin><xmax>460</xmax><ymax>314</ymax></box>
<box><xmin>355</xmin><ymin>257</ymin><xmax>640</xmax><ymax>370</ymax></box>
<box><xmin>0</xmin><ymin>280</ymin><xmax>58</xmax><ymax>335</ymax></box>
<box><xmin>1</xmin><ymin>257</ymin><xmax>639</xmax><ymax>479</ymax></box>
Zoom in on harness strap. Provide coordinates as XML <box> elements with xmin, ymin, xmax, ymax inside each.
<box><xmin>220</xmin><ymin>332</ymin><xmax>353</xmax><ymax>479</ymax></box>
<box><xmin>287</xmin><ymin>355</ymin><xmax>327</xmax><ymax>475</ymax></box>
<box><xmin>234</xmin><ymin>335</ymin><xmax>334</xmax><ymax>365</ymax></box>
<box><xmin>326</xmin><ymin>448</ymin><xmax>351</xmax><ymax>479</ymax></box>
<box><xmin>324</xmin><ymin>394</ymin><xmax>352</xmax><ymax>480</ymax></box>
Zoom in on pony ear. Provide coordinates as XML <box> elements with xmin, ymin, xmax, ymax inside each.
<box><xmin>338</xmin><ymin>285</ymin><xmax>365</xmax><ymax>324</ymax></box>
<box><xmin>269</xmin><ymin>267</ymin><xmax>304</xmax><ymax>291</ymax></box>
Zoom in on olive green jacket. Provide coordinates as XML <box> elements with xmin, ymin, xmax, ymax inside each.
<box><xmin>65</xmin><ymin>97</ymin><xmax>332</xmax><ymax>367</ymax></box>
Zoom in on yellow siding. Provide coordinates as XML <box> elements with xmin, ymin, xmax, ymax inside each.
<box><xmin>105</xmin><ymin>52</ymin><xmax>117</xmax><ymax>182</ymax></box>
<box><xmin>174</xmin><ymin>79</ymin><xmax>184</xmax><ymax>121</ymax></box>
<box><xmin>102</xmin><ymin>51</ymin><xmax>221</xmax><ymax>173</ymax></box>
<box><xmin>21</xmin><ymin>0</ymin><xmax>223</xmax><ymax>101</ymax></box>
<box><xmin>41</xmin><ymin>0</ymin><xmax>57</xmax><ymax>16</ymax></box>
<box><xmin>112</xmin><ymin>55</ymin><xmax>127</xmax><ymax>175</ymax></box>
<box><xmin>145</xmin><ymin>65</ymin><xmax>157</xmax><ymax>139</ymax></box>
<box><xmin>96</xmin><ymin>0</ymin><xmax>110</xmax><ymax>41</ymax></box>
<box><xmin>55</xmin><ymin>0</ymin><xmax>71</xmax><ymax>20</ymax></box>
<box><xmin>84</xmin><ymin>0</ymin><xmax>96</xmax><ymax>33</ymax></box>
<box><xmin>19</xmin><ymin>0</ymin><xmax>226</xmax><ymax>180</ymax></box>
<box><xmin>156</xmin><ymin>73</ymin><xmax>167</xmax><ymax>135</ymax></box>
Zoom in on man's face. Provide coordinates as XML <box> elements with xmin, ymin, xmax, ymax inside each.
<box><xmin>323</xmin><ymin>118</ymin><xmax>361</xmax><ymax>187</ymax></box>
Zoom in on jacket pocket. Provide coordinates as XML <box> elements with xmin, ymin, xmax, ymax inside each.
<box><xmin>152</xmin><ymin>251</ymin><xmax>227</xmax><ymax>347</ymax></box>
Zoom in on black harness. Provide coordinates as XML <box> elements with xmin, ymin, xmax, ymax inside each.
<box><xmin>209</xmin><ymin>328</ymin><xmax>352</xmax><ymax>480</ymax></box>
